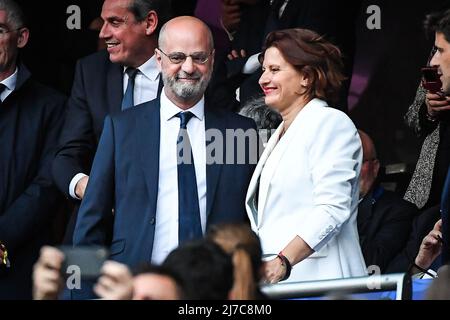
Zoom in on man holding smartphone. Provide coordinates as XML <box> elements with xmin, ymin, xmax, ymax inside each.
<box><xmin>390</xmin><ymin>8</ymin><xmax>450</xmax><ymax>272</ymax></box>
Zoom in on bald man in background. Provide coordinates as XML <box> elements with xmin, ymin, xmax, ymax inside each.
<box><xmin>357</xmin><ymin>130</ymin><xmax>418</xmax><ymax>273</ymax></box>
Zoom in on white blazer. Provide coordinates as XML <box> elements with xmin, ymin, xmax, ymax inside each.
<box><xmin>246</xmin><ymin>98</ymin><xmax>367</xmax><ymax>283</ymax></box>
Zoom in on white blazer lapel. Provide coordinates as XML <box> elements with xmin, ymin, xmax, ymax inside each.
<box><xmin>257</xmin><ymin>101</ymin><xmax>322</xmax><ymax>224</ymax></box>
<box><xmin>246</xmin><ymin>124</ymin><xmax>283</xmax><ymax>228</ymax></box>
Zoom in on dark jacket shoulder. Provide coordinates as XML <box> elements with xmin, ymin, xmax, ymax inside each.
<box><xmin>77</xmin><ymin>50</ymin><xmax>111</xmax><ymax>69</ymax></box>
<box><xmin>378</xmin><ymin>189</ymin><xmax>419</xmax><ymax>213</ymax></box>
<box><xmin>9</xmin><ymin>63</ymin><xmax>66</xmax><ymax>109</ymax></box>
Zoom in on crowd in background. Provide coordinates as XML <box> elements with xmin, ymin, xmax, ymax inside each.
<box><xmin>0</xmin><ymin>0</ymin><xmax>450</xmax><ymax>300</ymax></box>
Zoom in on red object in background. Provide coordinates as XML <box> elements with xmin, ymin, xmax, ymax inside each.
<box><xmin>421</xmin><ymin>66</ymin><xmax>443</xmax><ymax>93</ymax></box>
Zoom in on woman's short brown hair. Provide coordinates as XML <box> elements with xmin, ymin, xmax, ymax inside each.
<box><xmin>260</xmin><ymin>28</ymin><xmax>346</xmax><ymax>104</ymax></box>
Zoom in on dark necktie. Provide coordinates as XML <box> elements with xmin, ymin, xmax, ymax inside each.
<box><xmin>264</xmin><ymin>0</ymin><xmax>285</xmax><ymax>38</ymax></box>
<box><xmin>176</xmin><ymin>111</ymin><xmax>203</xmax><ymax>244</ymax></box>
<box><xmin>121</xmin><ymin>67</ymin><xmax>139</xmax><ymax>110</ymax></box>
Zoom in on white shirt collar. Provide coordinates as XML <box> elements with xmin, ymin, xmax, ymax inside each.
<box><xmin>160</xmin><ymin>88</ymin><xmax>205</xmax><ymax>122</ymax></box>
<box><xmin>1</xmin><ymin>67</ymin><xmax>18</xmax><ymax>91</ymax></box>
<box><xmin>123</xmin><ymin>54</ymin><xmax>160</xmax><ymax>81</ymax></box>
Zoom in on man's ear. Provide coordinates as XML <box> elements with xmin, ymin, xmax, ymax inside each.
<box><xmin>17</xmin><ymin>27</ymin><xmax>29</xmax><ymax>49</ymax></box>
<box><xmin>155</xmin><ymin>48</ymin><xmax>162</xmax><ymax>71</ymax></box>
<box><xmin>373</xmin><ymin>159</ymin><xmax>381</xmax><ymax>177</ymax></box>
<box><xmin>145</xmin><ymin>10</ymin><xmax>158</xmax><ymax>36</ymax></box>
<box><xmin>210</xmin><ymin>49</ymin><xmax>215</xmax><ymax>67</ymax></box>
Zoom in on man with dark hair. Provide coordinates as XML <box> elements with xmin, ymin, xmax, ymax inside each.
<box><xmin>430</xmin><ymin>10</ymin><xmax>450</xmax><ymax>265</ymax></box>
<box><xmin>392</xmin><ymin>8</ymin><xmax>450</xmax><ymax>273</ymax></box>
<box><xmin>131</xmin><ymin>264</ymin><xmax>184</xmax><ymax>300</ymax></box>
<box><xmin>404</xmin><ymin>8</ymin><xmax>450</xmax><ymax>214</ymax></box>
<box><xmin>0</xmin><ymin>0</ymin><xmax>66</xmax><ymax>299</ymax></box>
<box><xmin>93</xmin><ymin>261</ymin><xmax>185</xmax><ymax>299</ymax></box>
<box><xmin>52</xmin><ymin>0</ymin><xmax>172</xmax><ymax>243</ymax></box>
<box><xmin>163</xmin><ymin>240</ymin><xmax>234</xmax><ymax>300</ymax></box>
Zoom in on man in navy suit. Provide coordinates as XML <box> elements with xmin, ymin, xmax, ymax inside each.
<box><xmin>52</xmin><ymin>0</ymin><xmax>171</xmax><ymax>243</ymax></box>
<box><xmin>73</xmin><ymin>16</ymin><xmax>257</xmax><ymax>284</ymax></box>
<box><xmin>0</xmin><ymin>0</ymin><xmax>66</xmax><ymax>299</ymax></box>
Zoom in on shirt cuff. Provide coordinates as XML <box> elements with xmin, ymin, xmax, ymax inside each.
<box><xmin>69</xmin><ymin>173</ymin><xmax>88</xmax><ymax>200</ymax></box>
<box><xmin>220</xmin><ymin>18</ymin><xmax>235</xmax><ymax>42</ymax></box>
<box><xmin>242</xmin><ymin>53</ymin><xmax>261</xmax><ymax>74</ymax></box>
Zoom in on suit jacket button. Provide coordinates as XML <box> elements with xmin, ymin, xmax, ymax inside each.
<box><xmin>150</xmin><ymin>217</ymin><xmax>155</xmax><ymax>225</ymax></box>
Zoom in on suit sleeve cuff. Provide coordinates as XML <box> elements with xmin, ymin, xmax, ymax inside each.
<box><xmin>69</xmin><ymin>173</ymin><xmax>88</xmax><ymax>200</ymax></box>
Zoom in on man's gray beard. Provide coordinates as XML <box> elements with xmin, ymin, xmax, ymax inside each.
<box><xmin>162</xmin><ymin>71</ymin><xmax>211</xmax><ymax>101</ymax></box>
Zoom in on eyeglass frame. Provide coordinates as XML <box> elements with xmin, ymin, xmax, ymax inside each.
<box><xmin>0</xmin><ymin>26</ymin><xmax>25</xmax><ymax>38</ymax></box>
<box><xmin>156</xmin><ymin>48</ymin><xmax>213</xmax><ymax>65</ymax></box>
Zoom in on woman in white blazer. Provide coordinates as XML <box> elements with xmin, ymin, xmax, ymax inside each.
<box><xmin>246</xmin><ymin>28</ymin><xmax>367</xmax><ymax>284</ymax></box>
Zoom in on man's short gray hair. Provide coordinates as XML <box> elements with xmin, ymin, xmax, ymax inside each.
<box><xmin>0</xmin><ymin>0</ymin><xmax>26</xmax><ymax>29</ymax></box>
<box><xmin>239</xmin><ymin>96</ymin><xmax>282</xmax><ymax>130</ymax></box>
<box><xmin>127</xmin><ymin>0</ymin><xmax>172</xmax><ymax>33</ymax></box>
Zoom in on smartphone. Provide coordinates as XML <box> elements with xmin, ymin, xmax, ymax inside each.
<box><xmin>59</xmin><ymin>246</ymin><xmax>109</xmax><ymax>280</ymax></box>
<box><xmin>421</xmin><ymin>66</ymin><xmax>442</xmax><ymax>93</ymax></box>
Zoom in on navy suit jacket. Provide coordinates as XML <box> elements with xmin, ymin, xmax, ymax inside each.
<box><xmin>52</xmin><ymin>51</ymin><xmax>163</xmax><ymax>243</ymax></box>
<box><xmin>357</xmin><ymin>186</ymin><xmax>417</xmax><ymax>273</ymax></box>
<box><xmin>73</xmin><ymin>97</ymin><xmax>257</xmax><ymax>268</ymax></box>
<box><xmin>52</xmin><ymin>50</ymin><xmax>124</xmax><ymax>199</ymax></box>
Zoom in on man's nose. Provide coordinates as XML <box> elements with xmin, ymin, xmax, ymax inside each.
<box><xmin>181</xmin><ymin>56</ymin><xmax>195</xmax><ymax>74</ymax></box>
<box><xmin>430</xmin><ymin>50</ymin><xmax>439</xmax><ymax>67</ymax></box>
<box><xmin>99</xmin><ymin>22</ymin><xmax>110</xmax><ymax>39</ymax></box>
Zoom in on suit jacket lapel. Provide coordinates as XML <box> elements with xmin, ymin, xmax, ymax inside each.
<box><xmin>157</xmin><ymin>76</ymin><xmax>164</xmax><ymax>96</ymax></box>
<box><xmin>137</xmin><ymin>99</ymin><xmax>161</xmax><ymax>214</ymax></box>
<box><xmin>106</xmin><ymin>62</ymin><xmax>123</xmax><ymax>114</ymax></box>
<box><xmin>245</xmin><ymin>124</ymin><xmax>283</xmax><ymax>226</ymax></box>
<box><xmin>256</xmin><ymin>125</ymin><xmax>284</xmax><ymax>224</ymax></box>
<box><xmin>253</xmin><ymin>102</ymin><xmax>311</xmax><ymax>224</ymax></box>
<box><xmin>205</xmin><ymin>107</ymin><xmax>225</xmax><ymax>218</ymax></box>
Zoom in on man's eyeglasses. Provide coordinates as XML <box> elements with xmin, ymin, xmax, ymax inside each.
<box><xmin>0</xmin><ymin>26</ymin><xmax>23</xmax><ymax>38</ymax></box>
<box><xmin>157</xmin><ymin>48</ymin><xmax>212</xmax><ymax>65</ymax></box>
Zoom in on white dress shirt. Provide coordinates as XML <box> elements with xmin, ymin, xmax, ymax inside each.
<box><xmin>151</xmin><ymin>89</ymin><xmax>207</xmax><ymax>264</ymax></box>
<box><xmin>0</xmin><ymin>68</ymin><xmax>18</xmax><ymax>102</ymax></box>
<box><xmin>122</xmin><ymin>54</ymin><xmax>160</xmax><ymax>105</ymax></box>
<box><xmin>69</xmin><ymin>55</ymin><xmax>160</xmax><ymax>199</ymax></box>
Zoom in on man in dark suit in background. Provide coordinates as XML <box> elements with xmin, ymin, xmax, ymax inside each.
<box><xmin>52</xmin><ymin>0</ymin><xmax>171</xmax><ymax>243</ymax></box>
<box><xmin>0</xmin><ymin>0</ymin><xmax>66</xmax><ymax>299</ymax></box>
<box><xmin>226</xmin><ymin>0</ymin><xmax>362</xmax><ymax>112</ymax></box>
<box><xmin>73</xmin><ymin>17</ymin><xmax>257</xmax><ymax>298</ymax></box>
<box><xmin>357</xmin><ymin>130</ymin><xmax>418</xmax><ymax>273</ymax></box>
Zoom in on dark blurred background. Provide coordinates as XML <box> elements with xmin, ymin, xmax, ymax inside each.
<box><xmin>14</xmin><ymin>0</ymin><xmax>449</xmax><ymax>172</ymax></box>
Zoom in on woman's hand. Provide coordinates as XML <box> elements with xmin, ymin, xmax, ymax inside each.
<box><xmin>262</xmin><ymin>257</ymin><xmax>286</xmax><ymax>284</ymax></box>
